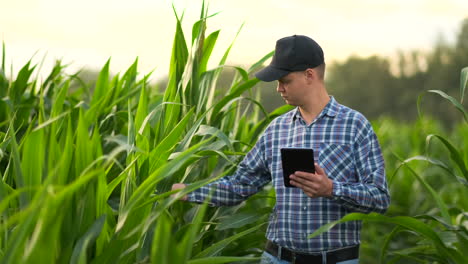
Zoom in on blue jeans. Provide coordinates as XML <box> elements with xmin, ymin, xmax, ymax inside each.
<box><xmin>260</xmin><ymin>251</ymin><xmax>359</xmax><ymax>264</ymax></box>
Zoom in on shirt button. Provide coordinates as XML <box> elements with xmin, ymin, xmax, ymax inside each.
<box><xmin>303</xmin><ymin>206</ymin><xmax>307</xmax><ymax>210</ymax></box>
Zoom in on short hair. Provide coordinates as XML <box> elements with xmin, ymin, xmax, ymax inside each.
<box><xmin>315</xmin><ymin>63</ymin><xmax>326</xmax><ymax>81</ymax></box>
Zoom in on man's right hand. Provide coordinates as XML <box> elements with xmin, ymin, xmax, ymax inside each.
<box><xmin>171</xmin><ymin>183</ymin><xmax>188</xmax><ymax>201</ymax></box>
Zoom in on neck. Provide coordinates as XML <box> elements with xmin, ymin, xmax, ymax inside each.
<box><xmin>298</xmin><ymin>85</ymin><xmax>330</xmax><ymax>124</ymax></box>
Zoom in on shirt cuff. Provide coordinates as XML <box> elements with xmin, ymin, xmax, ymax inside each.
<box><xmin>186</xmin><ymin>191</ymin><xmax>195</xmax><ymax>202</ymax></box>
<box><xmin>185</xmin><ymin>184</ymin><xmax>207</xmax><ymax>204</ymax></box>
<box><xmin>185</xmin><ymin>184</ymin><xmax>198</xmax><ymax>202</ymax></box>
<box><xmin>331</xmin><ymin>180</ymin><xmax>344</xmax><ymax>201</ymax></box>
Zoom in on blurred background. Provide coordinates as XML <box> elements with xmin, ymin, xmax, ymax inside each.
<box><xmin>2</xmin><ymin>0</ymin><xmax>468</xmax><ymax>125</ymax></box>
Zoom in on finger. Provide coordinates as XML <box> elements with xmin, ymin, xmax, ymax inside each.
<box><xmin>171</xmin><ymin>183</ymin><xmax>186</xmax><ymax>191</ymax></box>
<box><xmin>290</xmin><ymin>174</ymin><xmax>314</xmax><ymax>187</ymax></box>
<box><xmin>292</xmin><ymin>172</ymin><xmax>320</xmax><ymax>186</ymax></box>
<box><xmin>294</xmin><ymin>171</ymin><xmax>315</xmax><ymax>178</ymax></box>
<box><xmin>314</xmin><ymin>163</ymin><xmax>325</xmax><ymax>175</ymax></box>
<box><xmin>290</xmin><ymin>178</ymin><xmax>317</xmax><ymax>193</ymax></box>
<box><xmin>296</xmin><ymin>183</ymin><xmax>318</xmax><ymax>197</ymax></box>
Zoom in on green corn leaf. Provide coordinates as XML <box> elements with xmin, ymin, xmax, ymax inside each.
<box><xmin>75</xmin><ymin>109</ymin><xmax>92</xmax><ymax>177</ymax></box>
<box><xmin>121</xmin><ymin>100</ymin><xmax>136</xmax><ymax>209</ymax></box>
<box><xmin>427</xmin><ymin>90</ymin><xmax>468</xmax><ymax>123</ymax></box>
<box><xmin>41</xmin><ymin>61</ymin><xmax>65</xmax><ymax>98</ymax></box>
<box><xmin>162</xmin><ymin>94</ymin><xmax>183</xmax><ymax>143</ymax></box>
<box><xmin>1</xmin><ymin>41</ymin><xmax>5</xmax><ymax>72</ymax></box>
<box><xmin>0</xmin><ymin>42</ymin><xmax>8</xmax><ymax>98</ymax></box>
<box><xmin>192</xmin><ymin>20</ymin><xmax>203</xmax><ymax>46</ymax></box>
<box><xmin>308</xmin><ymin>213</ymin><xmax>467</xmax><ymax>263</ymax></box>
<box><xmin>390</xmin><ymin>248</ymin><xmax>446</xmax><ymax>263</ymax></box>
<box><xmin>135</xmin><ymin>82</ymin><xmax>150</xmax><ymax>154</ymax></box>
<box><xmin>151</xmin><ymin>211</ymin><xmax>174</xmax><ymax>264</ymax></box>
<box><xmin>0</xmin><ymin>186</ymin><xmax>35</xmax><ymax>216</ymax></box>
<box><xmin>211</xmin><ymin>78</ymin><xmax>260</xmax><ymax>123</ymax></box>
<box><xmin>53</xmin><ymin>169</ymin><xmax>102</xmax><ymax>207</ymax></box>
<box><xmin>86</xmin><ymin>64</ymin><xmax>121</xmax><ymax>126</ymax></box>
<box><xmin>249</xmin><ymin>104</ymin><xmax>294</xmax><ymax>138</ymax></box>
<box><xmin>248</xmin><ymin>51</ymin><xmax>274</xmax><ymax>74</ymax></box>
<box><xmin>195</xmin><ymin>125</ymin><xmax>232</xmax><ymax>149</ymax></box>
<box><xmin>136</xmin><ymin>165</ymin><xmax>233</xmax><ymax>210</ymax></box>
<box><xmin>9</xmin><ymin>61</ymin><xmax>35</xmax><ymax>105</ymax></box>
<box><xmin>460</xmin><ymin>67</ymin><xmax>468</xmax><ymax>103</ymax></box>
<box><xmin>199</xmin><ymin>30</ymin><xmax>220</xmax><ymax>74</ymax></box>
<box><xmin>51</xmin><ymin>80</ymin><xmax>70</xmax><ymax>118</ymax></box>
<box><xmin>188</xmin><ymin>256</ymin><xmax>260</xmax><ymax>264</ymax></box>
<box><xmin>455</xmin><ymin>229</ymin><xmax>468</xmax><ymax>255</ymax></box>
<box><xmin>402</xmin><ymin>155</ymin><xmax>465</xmax><ymax>185</ymax></box>
<box><xmin>218</xmin><ymin>22</ymin><xmax>244</xmax><ymax>68</ymax></box>
<box><xmin>20</xmin><ymin>128</ymin><xmax>44</xmax><ymax>194</ymax></box>
<box><xmin>32</xmin><ymin>110</ymin><xmax>70</xmax><ymax>132</ymax></box>
<box><xmin>135</xmin><ymin>83</ymin><xmax>148</xmax><ymax>136</ymax></box>
<box><xmin>90</xmin><ymin>59</ymin><xmax>110</xmax><ymax>107</ymax></box>
<box><xmin>106</xmin><ymin>155</ymin><xmax>140</xmax><ymax>199</ymax></box>
<box><xmin>178</xmin><ymin>197</ymin><xmax>210</xmax><ymax>263</ymax></box>
<box><xmin>58</xmin><ymin>117</ymin><xmax>74</xmax><ymax>185</ymax></box>
<box><xmin>170</xmin><ymin>6</ymin><xmax>189</xmax><ymax>85</ymax></box>
<box><xmin>394</xmin><ymin>154</ymin><xmax>451</xmax><ymax>224</ymax></box>
<box><xmin>6</xmin><ymin>121</ymin><xmax>27</xmax><ymax>208</ymax></box>
<box><xmin>70</xmin><ymin>215</ymin><xmax>106</xmax><ymax>264</ymax></box>
<box><xmin>381</xmin><ymin>226</ymin><xmax>406</xmax><ymax>262</ymax></box>
<box><xmin>203</xmin><ymin>65</ymin><xmax>248</xmax><ymax>113</ymax></box>
<box><xmin>425</xmin><ymin>134</ymin><xmax>468</xmax><ymax>181</ymax></box>
<box><xmin>121</xmin><ymin>57</ymin><xmax>138</xmax><ymax>93</ymax></box>
<box><xmin>232</xmin><ymin>66</ymin><xmax>249</xmax><ymax>82</ymax></box>
<box><xmin>0</xmin><ymin>206</ymin><xmax>37</xmax><ymax>264</ymax></box>
<box><xmin>194</xmin><ymin>223</ymin><xmax>266</xmax><ymax>258</ymax></box>
<box><xmin>116</xmin><ymin>137</ymin><xmax>214</xmax><ymax>232</ymax></box>
<box><xmin>215</xmin><ymin>211</ymin><xmax>264</xmax><ymax>230</ymax></box>
<box><xmin>204</xmin><ymin>23</ymin><xmax>244</xmax><ymax>112</ymax></box>
<box><xmin>191</xmin><ymin>12</ymin><xmax>220</xmax><ymax>46</ymax></box>
<box><xmin>149</xmin><ymin>107</ymin><xmax>195</xmax><ymax>173</ymax></box>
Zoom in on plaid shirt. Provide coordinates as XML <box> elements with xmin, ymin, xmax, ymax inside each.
<box><xmin>187</xmin><ymin>97</ymin><xmax>390</xmax><ymax>253</ymax></box>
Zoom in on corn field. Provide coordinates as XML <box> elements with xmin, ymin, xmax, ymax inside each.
<box><xmin>1</xmin><ymin>4</ymin><xmax>467</xmax><ymax>264</ymax></box>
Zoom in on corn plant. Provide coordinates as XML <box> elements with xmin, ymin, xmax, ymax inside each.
<box><xmin>310</xmin><ymin>67</ymin><xmax>468</xmax><ymax>264</ymax></box>
<box><xmin>0</xmin><ymin>3</ymin><xmax>286</xmax><ymax>264</ymax></box>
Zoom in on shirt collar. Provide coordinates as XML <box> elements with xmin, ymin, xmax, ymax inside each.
<box><xmin>292</xmin><ymin>96</ymin><xmax>340</xmax><ymax>122</ymax></box>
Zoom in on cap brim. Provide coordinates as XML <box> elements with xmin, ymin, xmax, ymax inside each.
<box><xmin>255</xmin><ymin>66</ymin><xmax>290</xmax><ymax>82</ymax></box>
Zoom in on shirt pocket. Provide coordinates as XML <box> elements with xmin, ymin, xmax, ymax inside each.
<box><xmin>319</xmin><ymin>143</ymin><xmax>356</xmax><ymax>182</ymax></box>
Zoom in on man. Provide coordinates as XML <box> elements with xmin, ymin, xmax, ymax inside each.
<box><xmin>172</xmin><ymin>35</ymin><xmax>390</xmax><ymax>264</ymax></box>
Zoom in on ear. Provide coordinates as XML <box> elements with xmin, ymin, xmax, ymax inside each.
<box><xmin>304</xmin><ymin>68</ymin><xmax>317</xmax><ymax>83</ymax></box>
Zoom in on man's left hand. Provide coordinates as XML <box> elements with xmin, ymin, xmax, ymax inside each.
<box><xmin>289</xmin><ymin>163</ymin><xmax>334</xmax><ymax>198</ymax></box>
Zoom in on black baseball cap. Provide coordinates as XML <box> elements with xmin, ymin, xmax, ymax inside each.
<box><xmin>255</xmin><ymin>35</ymin><xmax>324</xmax><ymax>82</ymax></box>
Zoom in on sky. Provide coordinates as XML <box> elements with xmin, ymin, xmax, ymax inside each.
<box><xmin>1</xmin><ymin>0</ymin><xmax>468</xmax><ymax>81</ymax></box>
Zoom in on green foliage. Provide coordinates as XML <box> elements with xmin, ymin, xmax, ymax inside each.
<box><xmin>311</xmin><ymin>69</ymin><xmax>468</xmax><ymax>263</ymax></box>
<box><xmin>0</xmin><ymin>3</ymin><xmax>277</xmax><ymax>264</ymax></box>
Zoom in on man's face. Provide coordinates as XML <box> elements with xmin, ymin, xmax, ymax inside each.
<box><xmin>276</xmin><ymin>71</ymin><xmax>309</xmax><ymax>106</ymax></box>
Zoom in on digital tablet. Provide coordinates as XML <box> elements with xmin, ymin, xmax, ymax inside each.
<box><xmin>280</xmin><ymin>148</ymin><xmax>315</xmax><ymax>188</ymax></box>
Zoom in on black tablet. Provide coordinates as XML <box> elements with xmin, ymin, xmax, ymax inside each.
<box><xmin>280</xmin><ymin>148</ymin><xmax>315</xmax><ymax>188</ymax></box>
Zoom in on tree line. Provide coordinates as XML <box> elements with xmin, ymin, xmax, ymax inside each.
<box><xmin>253</xmin><ymin>18</ymin><xmax>468</xmax><ymax>127</ymax></box>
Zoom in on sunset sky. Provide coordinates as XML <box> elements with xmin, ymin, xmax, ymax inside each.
<box><xmin>2</xmin><ymin>0</ymin><xmax>468</xmax><ymax>80</ymax></box>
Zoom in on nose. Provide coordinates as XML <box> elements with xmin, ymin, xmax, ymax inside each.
<box><xmin>277</xmin><ymin>82</ymin><xmax>284</xmax><ymax>93</ymax></box>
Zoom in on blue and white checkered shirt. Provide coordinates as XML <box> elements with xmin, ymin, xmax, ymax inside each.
<box><xmin>187</xmin><ymin>97</ymin><xmax>390</xmax><ymax>253</ymax></box>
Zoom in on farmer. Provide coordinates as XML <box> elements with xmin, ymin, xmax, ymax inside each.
<box><xmin>172</xmin><ymin>35</ymin><xmax>390</xmax><ymax>264</ymax></box>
